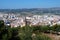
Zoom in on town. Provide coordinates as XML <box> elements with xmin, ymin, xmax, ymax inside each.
<box><xmin>1</xmin><ymin>0</ymin><xmax>60</xmax><ymax>40</ymax></box>
<box><xmin>0</xmin><ymin>13</ymin><xmax>60</xmax><ymax>28</ymax></box>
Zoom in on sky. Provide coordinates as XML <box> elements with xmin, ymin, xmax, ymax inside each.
<box><xmin>0</xmin><ymin>0</ymin><xmax>60</xmax><ymax>9</ymax></box>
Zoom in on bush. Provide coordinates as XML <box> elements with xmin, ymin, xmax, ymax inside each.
<box><xmin>55</xmin><ymin>25</ymin><xmax>60</xmax><ymax>32</ymax></box>
<box><xmin>32</xmin><ymin>25</ymin><xmax>50</xmax><ymax>33</ymax></box>
<box><xmin>32</xmin><ymin>34</ymin><xmax>51</xmax><ymax>40</ymax></box>
<box><xmin>18</xmin><ymin>26</ymin><xmax>33</xmax><ymax>40</ymax></box>
<box><xmin>0</xmin><ymin>20</ymin><xmax>52</xmax><ymax>40</ymax></box>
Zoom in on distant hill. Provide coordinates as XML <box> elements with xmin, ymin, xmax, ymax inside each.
<box><xmin>0</xmin><ymin>7</ymin><xmax>60</xmax><ymax>15</ymax></box>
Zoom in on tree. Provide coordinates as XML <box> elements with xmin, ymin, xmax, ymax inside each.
<box><xmin>55</xmin><ymin>25</ymin><xmax>60</xmax><ymax>32</ymax></box>
<box><xmin>9</xmin><ymin>27</ymin><xmax>20</xmax><ymax>40</ymax></box>
<box><xmin>0</xmin><ymin>20</ymin><xmax>5</xmax><ymax>40</ymax></box>
<box><xmin>18</xmin><ymin>26</ymin><xmax>33</xmax><ymax>40</ymax></box>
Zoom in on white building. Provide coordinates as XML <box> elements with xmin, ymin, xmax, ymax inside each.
<box><xmin>10</xmin><ymin>18</ymin><xmax>25</xmax><ymax>28</ymax></box>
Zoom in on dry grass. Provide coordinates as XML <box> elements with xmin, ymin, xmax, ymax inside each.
<box><xmin>43</xmin><ymin>33</ymin><xmax>60</xmax><ymax>40</ymax></box>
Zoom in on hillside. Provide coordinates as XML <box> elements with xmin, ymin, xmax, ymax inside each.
<box><xmin>0</xmin><ymin>7</ymin><xmax>60</xmax><ymax>15</ymax></box>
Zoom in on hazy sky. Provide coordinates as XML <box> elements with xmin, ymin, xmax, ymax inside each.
<box><xmin>0</xmin><ymin>0</ymin><xmax>60</xmax><ymax>9</ymax></box>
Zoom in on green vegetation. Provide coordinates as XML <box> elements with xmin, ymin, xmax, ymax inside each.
<box><xmin>2</xmin><ymin>20</ymin><xmax>60</xmax><ymax>40</ymax></box>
